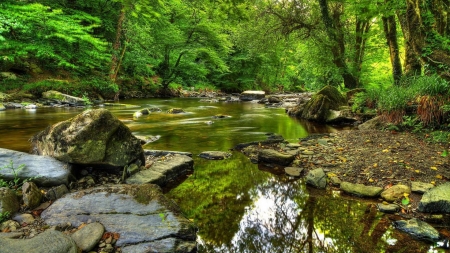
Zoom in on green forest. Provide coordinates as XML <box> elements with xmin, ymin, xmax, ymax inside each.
<box><xmin>1</xmin><ymin>0</ymin><xmax>449</xmax><ymax>125</ymax></box>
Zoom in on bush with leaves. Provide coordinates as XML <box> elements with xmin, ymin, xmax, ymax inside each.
<box><xmin>0</xmin><ymin>160</ymin><xmax>37</xmax><ymax>191</ymax></box>
<box><xmin>0</xmin><ymin>1</ymin><xmax>110</xmax><ymax>74</ymax></box>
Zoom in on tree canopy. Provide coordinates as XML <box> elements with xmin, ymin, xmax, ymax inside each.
<box><xmin>1</xmin><ymin>0</ymin><xmax>449</xmax><ymax>96</ymax></box>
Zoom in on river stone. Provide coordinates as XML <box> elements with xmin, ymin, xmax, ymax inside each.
<box><xmin>286</xmin><ymin>143</ymin><xmax>301</xmax><ymax>149</ymax></box>
<box><xmin>41</xmin><ymin>184</ymin><xmax>196</xmax><ymax>252</ymax></box>
<box><xmin>45</xmin><ymin>184</ymin><xmax>70</xmax><ymax>201</ymax></box>
<box><xmin>126</xmin><ymin>154</ymin><xmax>193</xmax><ymax>186</ymax></box>
<box><xmin>0</xmin><ymin>187</ymin><xmax>20</xmax><ymax>215</ymax></box>
<box><xmin>258</xmin><ymin>149</ymin><xmax>295</xmax><ymax>166</ymax></box>
<box><xmin>377</xmin><ymin>203</ymin><xmax>400</xmax><ymax>213</ymax></box>
<box><xmin>411</xmin><ymin>181</ymin><xmax>434</xmax><ymax>194</ymax></box>
<box><xmin>0</xmin><ymin>229</ymin><xmax>78</xmax><ymax>253</ymax></box>
<box><xmin>326</xmin><ymin>108</ymin><xmax>357</xmax><ymax>124</ymax></box>
<box><xmin>340</xmin><ymin>182</ymin><xmax>383</xmax><ymax>197</ymax></box>
<box><xmin>31</xmin><ymin>109</ymin><xmax>145</xmax><ymax>168</ymax></box>
<box><xmin>167</xmin><ymin>108</ymin><xmax>185</xmax><ymax>114</ymax></box>
<box><xmin>306</xmin><ymin>168</ymin><xmax>327</xmax><ymax>189</ymax></box>
<box><xmin>22</xmin><ymin>182</ymin><xmax>42</xmax><ymax>209</ymax></box>
<box><xmin>381</xmin><ymin>184</ymin><xmax>411</xmax><ymax>202</ymax></box>
<box><xmin>285</xmin><ymin>167</ymin><xmax>303</xmax><ymax>177</ymax></box>
<box><xmin>418</xmin><ymin>182</ymin><xmax>450</xmax><ymax>213</ymax></box>
<box><xmin>71</xmin><ymin>222</ymin><xmax>105</xmax><ymax>251</ymax></box>
<box><xmin>0</xmin><ymin>220</ymin><xmax>20</xmax><ymax>231</ymax></box>
<box><xmin>144</xmin><ymin>150</ymin><xmax>193</xmax><ymax>157</ymax></box>
<box><xmin>394</xmin><ymin>218</ymin><xmax>440</xmax><ymax>242</ymax></box>
<box><xmin>199</xmin><ymin>151</ymin><xmax>232</xmax><ymax>160</ymax></box>
<box><xmin>0</xmin><ymin>148</ymin><xmax>73</xmax><ymax>187</ymax></box>
<box><xmin>12</xmin><ymin>213</ymin><xmax>35</xmax><ymax>225</ymax></box>
<box><xmin>239</xmin><ymin>90</ymin><xmax>265</xmax><ymax>101</ymax></box>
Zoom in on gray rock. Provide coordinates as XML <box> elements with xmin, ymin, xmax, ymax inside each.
<box><xmin>45</xmin><ymin>184</ymin><xmax>69</xmax><ymax>201</ymax></box>
<box><xmin>411</xmin><ymin>181</ymin><xmax>434</xmax><ymax>194</ymax></box>
<box><xmin>377</xmin><ymin>203</ymin><xmax>400</xmax><ymax>213</ymax></box>
<box><xmin>126</xmin><ymin>154</ymin><xmax>193</xmax><ymax>186</ymax></box>
<box><xmin>306</xmin><ymin>168</ymin><xmax>327</xmax><ymax>188</ymax></box>
<box><xmin>285</xmin><ymin>167</ymin><xmax>303</xmax><ymax>177</ymax></box>
<box><xmin>394</xmin><ymin>218</ymin><xmax>440</xmax><ymax>242</ymax></box>
<box><xmin>0</xmin><ymin>229</ymin><xmax>78</xmax><ymax>253</ymax></box>
<box><xmin>286</xmin><ymin>143</ymin><xmax>301</xmax><ymax>149</ymax></box>
<box><xmin>317</xmin><ymin>139</ymin><xmax>329</xmax><ymax>146</ymax></box>
<box><xmin>41</xmin><ymin>184</ymin><xmax>196</xmax><ymax>252</ymax></box>
<box><xmin>0</xmin><ymin>187</ymin><xmax>20</xmax><ymax>215</ymax></box>
<box><xmin>240</xmin><ymin>90</ymin><xmax>265</xmax><ymax>101</ymax></box>
<box><xmin>381</xmin><ymin>184</ymin><xmax>411</xmax><ymax>202</ymax></box>
<box><xmin>31</xmin><ymin>109</ymin><xmax>145</xmax><ymax>168</ymax></box>
<box><xmin>258</xmin><ymin>149</ymin><xmax>295</xmax><ymax>166</ymax></box>
<box><xmin>12</xmin><ymin>213</ymin><xmax>35</xmax><ymax>225</ymax></box>
<box><xmin>71</xmin><ymin>222</ymin><xmax>104</xmax><ymax>251</ymax></box>
<box><xmin>418</xmin><ymin>182</ymin><xmax>450</xmax><ymax>213</ymax></box>
<box><xmin>340</xmin><ymin>182</ymin><xmax>383</xmax><ymax>197</ymax></box>
<box><xmin>0</xmin><ymin>148</ymin><xmax>73</xmax><ymax>187</ymax></box>
<box><xmin>326</xmin><ymin>108</ymin><xmax>357</xmax><ymax>124</ymax></box>
<box><xmin>198</xmin><ymin>151</ymin><xmax>232</xmax><ymax>160</ymax></box>
<box><xmin>22</xmin><ymin>182</ymin><xmax>42</xmax><ymax>209</ymax></box>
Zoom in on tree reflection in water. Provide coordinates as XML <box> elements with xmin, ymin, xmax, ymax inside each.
<box><xmin>198</xmin><ymin>176</ymin><xmax>437</xmax><ymax>253</ymax></box>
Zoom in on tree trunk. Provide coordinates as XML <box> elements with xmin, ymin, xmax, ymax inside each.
<box><xmin>382</xmin><ymin>15</ymin><xmax>402</xmax><ymax>84</ymax></box>
<box><xmin>110</xmin><ymin>7</ymin><xmax>126</xmax><ymax>82</ymax></box>
<box><xmin>318</xmin><ymin>0</ymin><xmax>359</xmax><ymax>89</ymax></box>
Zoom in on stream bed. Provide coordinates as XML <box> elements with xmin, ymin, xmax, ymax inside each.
<box><xmin>0</xmin><ymin>98</ymin><xmax>446</xmax><ymax>252</ymax></box>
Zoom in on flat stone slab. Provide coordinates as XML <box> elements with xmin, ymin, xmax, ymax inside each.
<box><xmin>418</xmin><ymin>182</ymin><xmax>450</xmax><ymax>213</ymax></box>
<box><xmin>340</xmin><ymin>182</ymin><xmax>383</xmax><ymax>197</ymax></box>
<box><xmin>41</xmin><ymin>184</ymin><xmax>196</xmax><ymax>252</ymax></box>
<box><xmin>377</xmin><ymin>203</ymin><xmax>400</xmax><ymax>213</ymax></box>
<box><xmin>239</xmin><ymin>90</ymin><xmax>266</xmax><ymax>101</ymax></box>
<box><xmin>198</xmin><ymin>151</ymin><xmax>232</xmax><ymax>160</ymax></box>
<box><xmin>0</xmin><ymin>148</ymin><xmax>73</xmax><ymax>187</ymax></box>
<box><xmin>126</xmin><ymin>154</ymin><xmax>193</xmax><ymax>186</ymax></box>
<box><xmin>144</xmin><ymin>150</ymin><xmax>192</xmax><ymax>157</ymax></box>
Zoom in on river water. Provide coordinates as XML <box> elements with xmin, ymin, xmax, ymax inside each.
<box><xmin>0</xmin><ymin>98</ymin><xmax>444</xmax><ymax>252</ymax></box>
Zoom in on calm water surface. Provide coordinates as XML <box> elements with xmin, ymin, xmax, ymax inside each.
<box><xmin>0</xmin><ymin>98</ymin><xmax>445</xmax><ymax>252</ymax></box>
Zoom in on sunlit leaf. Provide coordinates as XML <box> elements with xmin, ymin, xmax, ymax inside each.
<box><xmin>441</xmin><ymin>150</ymin><xmax>448</xmax><ymax>157</ymax></box>
<box><xmin>430</xmin><ymin>166</ymin><xmax>438</xmax><ymax>170</ymax></box>
<box><xmin>401</xmin><ymin>197</ymin><xmax>410</xmax><ymax>205</ymax></box>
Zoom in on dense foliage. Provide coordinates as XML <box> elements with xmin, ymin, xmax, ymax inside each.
<box><xmin>0</xmin><ymin>0</ymin><xmax>449</xmax><ymax>103</ymax></box>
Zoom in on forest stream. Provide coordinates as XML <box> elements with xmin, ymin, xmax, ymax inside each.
<box><xmin>0</xmin><ymin>98</ymin><xmax>447</xmax><ymax>253</ymax></box>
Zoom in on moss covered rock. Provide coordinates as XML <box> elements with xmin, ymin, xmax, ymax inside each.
<box><xmin>294</xmin><ymin>85</ymin><xmax>348</xmax><ymax>122</ymax></box>
<box><xmin>31</xmin><ymin>109</ymin><xmax>144</xmax><ymax>168</ymax></box>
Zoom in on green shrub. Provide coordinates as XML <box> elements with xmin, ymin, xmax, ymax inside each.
<box><xmin>0</xmin><ymin>211</ymin><xmax>10</xmax><ymax>223</ymax></box>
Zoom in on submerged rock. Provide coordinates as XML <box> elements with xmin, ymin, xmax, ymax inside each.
<box><xmin>41</xmin><ymin>184</ymin><xmax>197</xmax><ymax>252</ymax></box>
<box><xmin>167</xmin><ymin>108</ymin><xmax>185</xmax><ymax>114</ymax></box>
<box><xmin>394</xmin><ymin>218</ymin><xmax>440</xmax><ymax>242</ymax></box>
<box><xmin>31</xmin><ymin>109</ymin><xmax>145</xmax><ymax>168</ymax></box>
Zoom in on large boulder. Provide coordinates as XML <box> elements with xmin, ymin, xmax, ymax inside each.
<box><xmin>0</xmin><ymin>148</ymin><xmax>73</xmax><ymax>187</ymax></box>
<box><xmin>31</xmin><ymin>109</ymin><xmax>145</xmax><ymax>168</ymax></box>
<box><xmin>394</xmin><ymin>218</ymin><xmax>440</xmax><ymax>242</ymax></box>
<box><xmin>292</xmin><ymin>85</ymin><xmax>348</xmax><ymax>122</ymax></box>
<box><xmin>41</xmin><ymin>184</ymin><xmax>197</xmax><ymax>253</ymax></box>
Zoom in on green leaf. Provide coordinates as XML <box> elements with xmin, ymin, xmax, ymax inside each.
<box><xmin>441</xmin><ymin>150</ymin><xmax>448</xmax><ymax>157</ymax></box>
<box><xmin>401</xmin><ymin>197</ymin><xmax>410</xmax><ymax>206</ymax></box>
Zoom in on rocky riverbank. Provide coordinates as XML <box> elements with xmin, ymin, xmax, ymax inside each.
<box><xmin>234</xmin><ymin>130</ymin><xmax>450</xmax><ymax>243</ymax></box>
